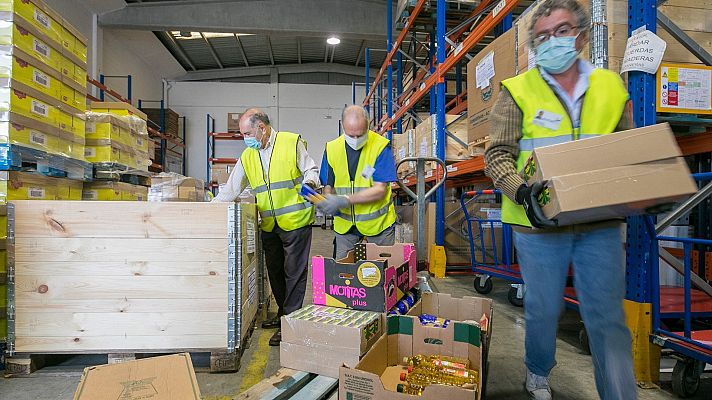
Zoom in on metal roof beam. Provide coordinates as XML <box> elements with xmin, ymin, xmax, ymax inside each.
<box><xmin>177</xmin><ymin>62</ymin><xmax>379</xmax><ymax>81</ymax></box>
<box><xmin>297</xmin><ymin>37</ymin><xmax>302</xmax><ymax>64</ymax></box>
<box><xmin>200</xmin><ymin>32</ymin><xmax>224</xmax><ymax>69</ymax></box>
<box><xmin>355</xmin><ymin>40</ymin><xmax>365</xmax><ymax>66</ymax></box>
<box><xmin>234</xmin><ymin>34</ymin><xmax>249</xmax><ymax>67</ymax></box>
<box><xmin>100</xmin><ymin>0</ymin><xmax>392</xmax><ymax>40</ymax></box>
<box><xmin>266</xmin><ymin>36</ymin><xmax>275</xmax><ymax>65</ymax></box>
<box><xmin>161</xmin><ymin>31</ymin><xmax>197</xmax><ymax>71</ymax></box>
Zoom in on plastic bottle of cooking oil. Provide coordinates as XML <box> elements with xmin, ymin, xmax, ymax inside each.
<box><xmin>403</xmin><ymin>354</ymin><xmax>469</xmax><ymax>371</ymax></box>
<box><xmin>396</xmin><ymin>382</ymin><xmax>424</xmax><ymax>395</ymax></box>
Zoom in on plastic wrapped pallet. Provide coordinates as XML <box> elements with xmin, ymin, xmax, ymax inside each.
<box><xmin>85</xmin><ymin>111</ymin><xmax>150</xmax><ymax>172</ymax></box>
<box><xmin>149</xmin><ymin>172</ymin><xmax>205</xmax><ymax>202</ymax></box>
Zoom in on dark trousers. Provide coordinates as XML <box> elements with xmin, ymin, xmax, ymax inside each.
<box><xmin>261</xmin><ymin>225</ymin><xmax>312</xmax><ymax>317</ymax></box>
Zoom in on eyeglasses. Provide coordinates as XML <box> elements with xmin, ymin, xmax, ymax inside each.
<box><xmin>533</xmin><ymin>24</ymin><xmax>579</xmax><ymax>47</ymax></box>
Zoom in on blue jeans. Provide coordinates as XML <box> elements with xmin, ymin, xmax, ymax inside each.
<box><xmin>514</xmin><ymin>225</ymin><xmax>637</xmax><ymax>400</ymax></box>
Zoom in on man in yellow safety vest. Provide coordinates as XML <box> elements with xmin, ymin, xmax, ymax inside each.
<box><xmin>317</xmin><ymin>105</ymin><xmax>398</xmax><ymax>259</ymax></box>
<box><xmin>213</xmin><ymin>108</ymin><xmax>319</xmax><ymax>346</ymax></box>
<box><xmin>484</xmin><ymin>0</ymin><xmax>636</xmax><ymax>398</ymax></box>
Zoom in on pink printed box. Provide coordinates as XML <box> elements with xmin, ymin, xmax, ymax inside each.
<box><xmin>312</xmin><ymin>243</ymin><xmax>416</xmax><ymax>312</ymax></box>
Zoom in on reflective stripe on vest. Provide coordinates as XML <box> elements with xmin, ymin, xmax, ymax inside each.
<box><xmin>259</xmin><ymin>201</ymin><xmax>311</xmax><ymax>219</ymax></box>
<box><xmin>499</xmin><ymin>67</ymin><xmax>629</xmax><ymax>227</ymax></box>
<box><xmin>326</xmin><ymin>131</ymin><xmax>397</xmax><ymax>236</ymax></box>
<box><xmin>241</xmin><ymin>131</ymin><xmax>314</xmax><ymax>232</ymax></box>
<box><xmin>252</xmin><ymin>176</ymin><xmax>304</xmax><ymax>194</ymax></box>
<box><xmin>518</xmin><ymin>133</ymin><xmax>605</xmax><ymax>151</ymax></box>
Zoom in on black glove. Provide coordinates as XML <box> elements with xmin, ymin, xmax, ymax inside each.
<box><xmin>516</xmin><ymin>182</ymin><xmax>557</xmax><ymax>229</ymax></box>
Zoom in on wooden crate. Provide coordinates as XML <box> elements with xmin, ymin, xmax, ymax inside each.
<box><xmin>6</xmin><ymin>200</ymin><xmax>257</xmax><ymax>358</ymax></box>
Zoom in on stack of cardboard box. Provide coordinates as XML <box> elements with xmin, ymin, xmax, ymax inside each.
<box><xmin>87</xmin><ymin>102</ymin><xmax>152</xmax><ymax>172</ymax></box>
<box><xmin>148</xmin><ymin>172</ymin><xmax>206</xmax><ymax>202</ymax></box>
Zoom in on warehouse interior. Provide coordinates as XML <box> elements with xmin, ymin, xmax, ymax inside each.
<box><xmin>0</xmin><ymin>0</ymin><xmax>711</xmax><ymax>399</ymax></box>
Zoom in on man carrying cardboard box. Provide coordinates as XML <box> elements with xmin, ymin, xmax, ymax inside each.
<box><xmin>317</xmin><ymin>105</ymin><xmax>398</xmax><ymax>259</ymax></box>
<box><xmin>213</xmin><ymin>108</ymin><xmax>319</xmax><ymax>346</ymax></box>
<box><xmin>484</xmin><ymin>0</ymin><xmax>636</xmax><ymax>399</ymax></box>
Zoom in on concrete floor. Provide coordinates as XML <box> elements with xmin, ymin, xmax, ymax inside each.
<box><xmin>1</xmin><ymin>227</ymin><xmax>710</xmax><ymax>399</ymax></box>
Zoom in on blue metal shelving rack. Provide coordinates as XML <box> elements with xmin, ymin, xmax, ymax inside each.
<box><xmin>362</xmin><ymin>0</ymin><xmax>521</xmax><ymax>257</ymax></box>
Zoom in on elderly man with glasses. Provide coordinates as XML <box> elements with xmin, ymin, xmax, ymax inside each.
<box><xmin>484</xmin><ymin>0</ymin><xmax>636</xmax><ymax>399</ymax></box>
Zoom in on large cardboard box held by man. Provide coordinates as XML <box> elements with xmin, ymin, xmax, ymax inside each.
<box><xmin>467</xmin><ymin>29</ymin><xmax>516</xmax><ymax>142</ymax></box>
<box><xmin>523</xmin><ymin>123</ymin><xmax>697</xmax><ymax>225</ymax></box>
<box><xmin>340</xmin><ymin>293</ymin><xmax>492</xmax><ymax>400</ymax></box>
<box><xmin>280</xmin><ymin>305</ymin><xmax>383</xmax><ymax>378</ymax></box>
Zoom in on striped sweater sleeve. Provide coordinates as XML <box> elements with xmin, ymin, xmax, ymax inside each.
<box><xmin>484</xmin><ymin>87</ymin><xmax>525</xmax><ymax>203</ymax></box>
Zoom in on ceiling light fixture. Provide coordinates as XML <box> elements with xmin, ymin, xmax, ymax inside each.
<box><xmin>326</xmin><ymin>36</ymin><xmax>341</xmax><ymax>45</ymax></box>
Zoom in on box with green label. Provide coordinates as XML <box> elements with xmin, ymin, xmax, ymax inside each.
<box><xmin>339</xmin><ymin>313</ymin><xmax>487</xmax><ymax>400</ymax></box>
<box><xmin>521</xmin><ymin>123</ymin><xmax>697</xmax><ymax>225</ymax></box>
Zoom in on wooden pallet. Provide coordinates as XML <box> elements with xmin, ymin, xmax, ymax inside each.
<box><xmin>236</xmin><ymin>368</ymin><xmax>338</xmax><ymax>400</ymax></box>
<box><xmin>4</xmin><ymin>313</ymin><xmax>259</xmax><ymax>378</ymax></box>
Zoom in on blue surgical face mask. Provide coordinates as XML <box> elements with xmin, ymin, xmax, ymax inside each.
<box><xmin>244</xmin><ymin>137</ymin><xmax>261</xmax><ymax>150</ymax></box>
<box><xmin>535</xmin><ymin>34</ymin><xmax>579</xmax><ymax>74</ymax></box>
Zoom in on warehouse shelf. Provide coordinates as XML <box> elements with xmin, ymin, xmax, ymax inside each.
<box><xmin>207</xmin><ymin>113</ymin><xmax>243</xmax><ymax>193</ymax></box>
<box><xmin>364</xmin><ymin>0</ymin><xmax>521</xmax><ymax>247</ymax></box>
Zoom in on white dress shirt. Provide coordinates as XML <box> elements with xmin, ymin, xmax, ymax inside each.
<box><xmin>213</xmin><ymin>128</ymin><xmax>320</xmax><ymax>202</ymax></box>
<box><xmin>538</xmin><ymin>59</ymin><xmax>595</xmax><ymax>128</ymax></box>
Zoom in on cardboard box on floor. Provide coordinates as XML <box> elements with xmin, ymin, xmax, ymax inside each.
<box><xmin>467</xmin><ymin>29</ymin><xmax>516</xmax><ymax>143</ymax></box>
<box><xmin>73</xmin><ymin>353</ymin><xmax>200</xmax><ymax>400</ymax></box>
<box><xmin>340</xmin><ymin>303</ymin><xmax>490</xmax><ymax>400</ymax></box>
<box><xmin>312</xmin><ymin>243</ymin><xmax>417</xmax><ymax>312</ymax></box>
<box><xmin>280</xmin><ymin>304</ymin><xmax>383</xmax><ymax>378</ymax></box>
<box><xmin>523</xmin><ymin>123</ymin><xmax>697</xmax><ymax>225</ymax></box>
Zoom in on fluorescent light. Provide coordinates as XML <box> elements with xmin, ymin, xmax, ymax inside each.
<box><xmin>171</xmin><ymin>31</ymin><xmax>253</xmax><ymax>40</ymax></box>
<box><xmin>327</xmin><ymin>37</ymin><xmax>341</xmax><ymax>45</ymax></box>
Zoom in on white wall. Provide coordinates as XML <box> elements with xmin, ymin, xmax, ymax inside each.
<box><xmin>168</xmin><ymin>81</ymin><xmax>351</xmax><ymax>181</ymax></box>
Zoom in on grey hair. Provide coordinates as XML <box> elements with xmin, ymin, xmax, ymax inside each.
<box><xmin>527</xmin><ymin>0</ymin><xmax>589</xmax><ymax>47</ymax></box>
<box><xmin>245</xmin><ymin>110</ymin><xmax>271</xmax><ymax>128</ymax></box>
<box><xmin>341</xmin><ymin>105</ymin><xmax>370</xmax><ymax>127</ymax></box>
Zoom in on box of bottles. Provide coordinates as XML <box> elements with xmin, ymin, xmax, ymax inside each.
<box><xmin>311</xmin><ymin>242</ymin><xmax>416</xmax><ymax>312</ymax></box>
<box><xmin>279</xmin><ymin>305</ymin><xmax>382</xmax><ymax>378</ymax></box>
<box><xmin>339</xmin><ymin>313</ymin><xmax>487</xmax><ymax>400</ymax></box>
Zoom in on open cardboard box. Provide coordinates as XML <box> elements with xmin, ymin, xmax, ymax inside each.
<box><xmin>312</xmin><ymin>243</ymin><xmax>416</xmax><ymax>312</ymax></box>
<box><xmin>340</xmin><ymin>313</ymin><xmax>487</xmax><ymax>400</ymax></box>
<box><xmin>522</xmin><ymin>123</ymin><xmax>697</xmax><ymax>225</ymax></box>
<box><xmin>280</xmin><ymin>305</ymin><xmax>383</xmax><ymax>378</ymax></box>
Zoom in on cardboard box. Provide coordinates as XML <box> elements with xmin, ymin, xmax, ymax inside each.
<box><xmin>523</xmin><ymin>124</ymin><xmax>697</xmax><ymax>225</ymax></box>
<box><xmin>280</xmin><ymin>304</ymin><xmax>382</xmax><ymax>378</ymax></box>
<box><xmin>523</xmin><ymin>124</ymin><xmax>683</xmax><ymax>183</ymax></box>
<box><xmin>467</xmin><ymin>29</ymin><xmax>516</xmax><ymax>142</ymax></box>
<box><xmin>312</xmin><ymin>243</ymin><xmax>417</xmax><ymax>312</ymax></box>
<box><xmin>227</xmin><ymin>112</ymin><xmax>241</xmax><ymax>133</ymax></box>
<box><xmin>211</xmin><ymin>164</ymin><xmax>233</xmax><ymax>185</ymax></box>
<box><xmin>149</xmin><ymin>172</ymin><xmax>205</xmax><ymax>202</ymax></box>
<box><xmin>340</xmin><ymin>314</ymin><xmax>486</xmax><ymax>400</ymax></box>
<box><xmin>540</xmin><ymin>158</ymin><xmax>696</xmax><ymax>225</ymax></box>
<box><xmin>415</xmin><ymin>114</ymin><xmax>471</xmax><ymax>163</ymax></box>
<box><xmin>73</xmin><ymin>353</ymin><xmax>201</xmax><ymax>400</ymax></box>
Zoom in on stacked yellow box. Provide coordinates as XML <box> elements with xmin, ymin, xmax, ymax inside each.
<box><xmin>88</xmin><ymin>102</ymin><xmax>151</xmax><ymax>171</ymax></box>
<box><xmin>0</xmin><ymin>0</ymin><xmax>88</xmax><ymax>163</ymax></box>
<box><xmin>0</xmin><ymin>170</ymin><xmax>82</xmax><ymax>201</ymax></box>
<box><xmin>82</xmin><ymin>181</ymin><xmax>148</xmax><ymax>201</ymax></box>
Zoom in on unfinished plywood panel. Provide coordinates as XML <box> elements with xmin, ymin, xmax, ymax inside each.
<box><xmin>8</xmin><ymin>201</ymin><xmax>257</xmax><ymax>354</ymax></box>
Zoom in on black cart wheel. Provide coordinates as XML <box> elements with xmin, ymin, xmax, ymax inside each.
<box><xmin>672</xmin><ymin>359</ymin><xmax>702</xmax><ymax>398</ymax></box>
<box><xmin>578</xmin><ymin>328</ymin><xmax>591</xmax><ymax>355</ymax></box>
<box><xmin>507</xmin><ymin>286</ymin><xmax>524</xmax><ymax>307</ymax></box>
<box><xmin>474</xmin><ymin>276</ymin><xmax>493</xmax><ymax>294</ymax></box>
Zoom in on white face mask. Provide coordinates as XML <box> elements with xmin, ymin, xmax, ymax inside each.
<box><xmin>345</xmin><ymin>134</ymin><xmax>368</xmax><ymax>150</ymax></box>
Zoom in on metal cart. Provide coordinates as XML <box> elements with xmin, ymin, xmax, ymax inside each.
<box><xmin>460</xmin><ymin>189</ymin><xmax>524</xmax><ymax>307</ymax></box>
